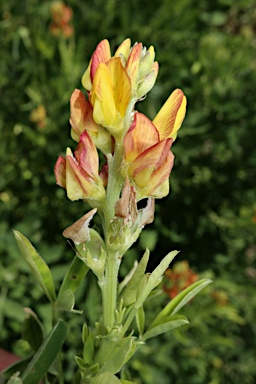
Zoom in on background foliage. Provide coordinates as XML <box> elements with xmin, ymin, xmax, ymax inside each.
<box><xmin>0</xmin><ymin>0</ymin><xmax>255</xmax><ymax>383</ymax></box>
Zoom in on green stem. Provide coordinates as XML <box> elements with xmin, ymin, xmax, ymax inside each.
<box><xmin>101</xmin><ymin>98</ymin><xmax>137</xmax><ymax>332</ymax></box>
<box><xmin>52</xmin><ymin>307</ymin><xmax>64</xmax><ymax>384</ymax></box>
<box><xmin>101</xmin><ymin>142</ymin><xmax>124</xmax><ymax>331</ymax></box>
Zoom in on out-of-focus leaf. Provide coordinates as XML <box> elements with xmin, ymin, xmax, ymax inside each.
<box><xmin>135</xmin><ymin>251</ymin><xmax>179</xmax><ymax>309</ymax></box>
<box><xmin>21</xmin><ymin>320</ymin><xmax>67</xmax><ymax>384</ymax></box>
<box><xmin>58</xmin><ymin>255</ymin><xmax>89</xmax><ymax>297</ymax></box>
<box><xmin>13</xmin><ymin>230</ymin><xmax>56</xmax><ymax>303</ymax></box>
<box><xmin>136</xmin><ymin>305</ymin><xmax>145</xmax><ymax>337</ymax></box>
<box><xmin>149</xmin><ymin>279</ymin><xmax>212</xmax><ymax>329</ymax></box>
<box><xmin>90</xmin><ymin>372</ymin><xmax>120</xmax><ymax>384</ymax></box>
<box><xmin>22</xmin><ymin>308</ymin><xmax>44</xmax><ymax>351</ymax></box>
<box><xmin>143</xmin><ymin>314</ymin><xmax>189</xmax><ymax>340</ymax></box>
<box><xmin>97</xmin><ymin>338</ymin><xmax>136</xmax><ymax>375</ymax></box>
<box><xmin>120</xmin><ymin>249</ymin><xmax>150</xmax><ymax>306</ymax></box>
<box><xmin>55</xmin><ymin>289</ymin><xmax>83</xmax><ymax>313</ymax></box>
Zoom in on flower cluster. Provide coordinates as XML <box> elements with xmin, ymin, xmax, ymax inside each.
<box><xmin>164</xmin><ymin>261</ymin><xmax>198</xmax><ymax>299</ymax></box>
<box><xmin>55</xmin><ymin>38</ymin><xmax>187</xmax><ymax>203</ymax></box>
<box><xmin>49</xmin><ymin>1</ymin><xmax>73</xmax><ymax>38</ymax></box>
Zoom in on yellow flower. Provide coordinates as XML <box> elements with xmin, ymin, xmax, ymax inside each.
<box><xmin>123</xmin><ymin>112</ymin><xmax>174</xmax><ymax>199</ymax></box>
<box><xmin>54</xmin><ymin>131</ymin><xmax>105</xmax><ymax>201</ymax></box>
<box><xmin>81</xmin><ymin>39</ymin><xmax>159</xmax><ymax>136</ymax></box>
<box><xmin>69</xmin><ymin>89</ymin><xmax>112</xmax><ymax>154</ymax></box>
<box><xmin>90</xmin><ymin>57</ymin><xmax>132</xmax><ymax>136</ymax></box>
<box><xmin>153</xmin><ymin>89</ymin><xmax>187</xmax><ymax>141</ymax></box>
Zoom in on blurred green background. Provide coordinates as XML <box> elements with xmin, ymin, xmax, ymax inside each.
<box><xmin>0</xmin><ymin>0</ymin><xmax>256</xmax><ymax>383</ymax></box>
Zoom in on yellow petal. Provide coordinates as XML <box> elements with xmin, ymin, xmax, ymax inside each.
<box><xmin>90</xmin><ymin>39</ymin><xmax>111</xmax><ymax>80</ymax></box>
<box><xmin>124</xmin><ymin>112</ymin><xmax>159</xmax><ymax>163</ymax></box>
<box><xmin>114</xmin><ymin>38</ymin><xmax>131</xmax><ymax>61</ymax></box>
<box><xmin>107</xmin><ymin>57</ymin><xmax>132</xmax><ymax>118</ymax></box>
<box><xmin>143</xmin><ymin>151</ymin><xmax>174</xmax><ymax>197</ymax></box>
<box><xmin>153</xmin><ymin>89</ymin><xmax>187</xmax><ymax>140</ymax></box>
<box><xmin>129</xmin><ymin>139</ymin><xmax>169</xmax><ymax>185</ymax></box>
<box><xmin>70</xmin><ymin>89</ymin><xmax>98</xmax><ymax>142</ymax></box>
<box><xmin>54</xmin><ymin>156</ymin><xmax>66</xmax><ymax>188</ymax></box>
<box><xmin>126</xmin><ymin>43</ymin><xmax>142</xmax><ymax>90</ymax></box>
<box><xmin>81</xmin><ymin>59</ymin><xmax>92</xmax><ymax>91</ymax></box>
<box><xmin>65</xmin><ymin>147</ymin><xmax>92</xmax><ymax>201</ymax></box>
<box><xmin>74</xmin><ymin>131</ymin><xmax>99</xmax><ymax>178</ymax></box>
<box><xmin>91</xmin><ymin>63</ymin><xmax>117</xmax><ymax>127</ymax></box>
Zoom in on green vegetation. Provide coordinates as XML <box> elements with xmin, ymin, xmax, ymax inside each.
<box><xmin>1</xmin><ymin>0</ymin><xmax>255</xmax><ymax>383</ymax></box>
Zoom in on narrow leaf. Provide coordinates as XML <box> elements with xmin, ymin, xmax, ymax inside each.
<box><xmin>120</xmin><ymin>381</ymin><xmax>136</xmax><ymax>384</ymax></box>
<box><xmin>91</xmin><ymin>372</ymin><xmax>120</xmax><ymax>384</ymax></box>
<box><xmin>135</xmin><ymin>251</ymin><xmax>179</xmax><ymax>309</ymax></box>
<box><xmin>22</xmin><ymin>308</ymin><xmax>44</xmax><ymax>351</ymax></box>
<box><xmin>83</xmin><ymin>329</ymin><xmax>95</xmax><ymax>364</ymax></box>
<box><xmin>149</xmin><ymin>278</ymin><xmax>212</xmax><ymax>329</ymax></box>
<box><xmin>120</xmin><ymin>251</ymin><xmax>178</xmax><ymax>337</ymax></box>
<box><xmin>58</xmin><ymin>255</ymin><xmax>89</xmax><ymax>297</ymax></box>
<box><xmin>13</xmin><ymin>230</ymin><xmax>56</xmax><ymax>302</ymax></box>
<box><xmin>97</xmin><ymin>338</ymin><xmax>135</xmax><ymax>375</ymax></box>
<box><xmin>2</xmin><ymin>358</ymin><xmax>31</xmax><ymax>379</ymax></box>
<box><xmin>55</xmin><ymin>289</ymin><xmax>76</xmax><ymax>312</ymax></box>
<box><xmin>136</xmin><ymin>305</ymin><xmax>145</xmax><ymax>336</ymax></box>
<box><xmin>21</xmin><ymin>320</ymin><xmax>67</xmax><ymax>384</ymax></box>
<box><xmin>121</xmin><ymin>249</ymin><xmax>150</xmax><ymax>306</ymax></box>
<box><xmin>143</xmin><ymin>314</ymin><xmax>188</xmax><ymax>340</ymax></box>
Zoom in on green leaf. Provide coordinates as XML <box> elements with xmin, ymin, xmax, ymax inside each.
<box><xmin>136</xmin><ymin>305</ymin><xmax>145</xmax><ymax>336</ymax></box>
<box><xmin>13</xmin><ymin>230</ymin><xmax>56</xmax><ymax>303</ymax></box>
<box><xmin>21</xmin><ymin>319</ymin><xmax>67</xmax><ymax>384</ymax></box>
<box><xmin>58</xmin><ymin>255</ymin><xmax>89</xmax><ymax>298</ymax></box>
<box><xmin>7</xmin><ymin>372</ymin><xmax>23</xmax><ymax>384</ymax></box>
<box><xmin>91</xmin><ymin>372</ymin><xmax>120</xmax><ymax>384</ymax></box>
<box><xmin>120</xmin><ymin>249</ymin><xmax>150</xmax><ymax>306</ymax></box>
<box><xmin>97</xmin><ymin>338</ymin><xmax>136</xmax><ymax>375</ymax></box>
<box><xmin>135</xmin><ymin>251</ymin><xmax>179</xmax><ymax>309</ymax></box>
<box><xmin>83</xmin><ymin>329</ymin><xmax>95</xmax><ymax>365</ymax></box>
<box><xmin>55</xmin><ymin>289</ymin><xmax>81</xmax><ymax>313</ymax></box>
<box><xmin>120</xmin><ymin>251</ymin><xmax>179</xmax><ymax>337</ymax></box>
<box><xmin>149</xmin><ymin>279</ymin><xmax>212</xmax><ymax>330</ymax></box>
<box><xmin>2</xmin><ymin>358</ymin><xmax>32</xmax><ymax>379</ymax></box>
<box><xmin>120</xmin><ymin>380</ymin><xmax>137</xmax><ymax>384</ymax></box>
<box><xmin>143</xmin><ymin>314</ymin><xmax>189</xmax><ymax>340</ymax></box>
<box><xmin>22</xmin><ymin>308</ymin><xmax>44</xmax><ymax>351</ymax></box>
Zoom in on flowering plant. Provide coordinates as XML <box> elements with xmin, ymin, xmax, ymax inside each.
<box><xmin>6</xmin><ymin>39</ymin><xmax>211</xmax><ymax>384</ymax></box>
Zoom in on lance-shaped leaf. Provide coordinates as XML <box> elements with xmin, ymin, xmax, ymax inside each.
<box><xmin>142</xmin><ymin>314</ymin><xmax>189</xmax><ymax>341</ymax></box>
<box><xmin>135</xmin><ymin>250</ymin><xmax>179</xmax><ymax>309</ymax></box>
<box><xmin>120</xmin><ymin>381</ymin><xmax>136</xmax><ymax>384</ymax></box>
<box><xmin>22</xmin><ymin>308</ymin><xmax>44</xmax><ymax>352</ymax></box>
<box><xmin>136</xmin><ymin>305</ymin><xmax>145</xmax><ymax>337</ymax></box>
<box><xmin>121</xmin><ymin>251</ymin><xmax>178</xmax><ymax>337</ymax></box>
<box><xmin>21</xmin><ymin>320</ymin><xmax>67</xmax><ymax>384</ymax></box>
<box><xmin>2</xmin><ymin>358</ymin><xmax>31</xmax><ymax>380</ymax></box>
<box><xmin>58</xmin><ymin>255</ymin><xmax>89</xmax><ymax>298</ymax></box>
<box><xmin>97</xmin><ymin>338</ymin><xmax>136</xmax><ymax>376</ymax></box>
<box><xmin>148</xmin><ymin>278</ymin><xmax>212</xmax><ymax>330</ymax></box>
<box><xmin>120</xmin><ymin>249</ymin><xmax>150</xmax><ymax>306</ymax></box>
<box><xmin>55</xmin><ymin>289</ymin><xmax>83</xmax><ymax>314</ymax></box>
<box><xmin>13</xmin><ymin>230</ymin><xmax>56</xmax><ymax>303</ymax></box>
<box><xmin>90</xmin><ymin>372</ymin><xmax>120</xmax><ymax>384</ymax></box>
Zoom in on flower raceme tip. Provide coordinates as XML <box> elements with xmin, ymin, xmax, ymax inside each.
<box><xmin>55</xmin><ymin>38</ymin><xmax>187</xmax><ymax>202</ymax></box>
